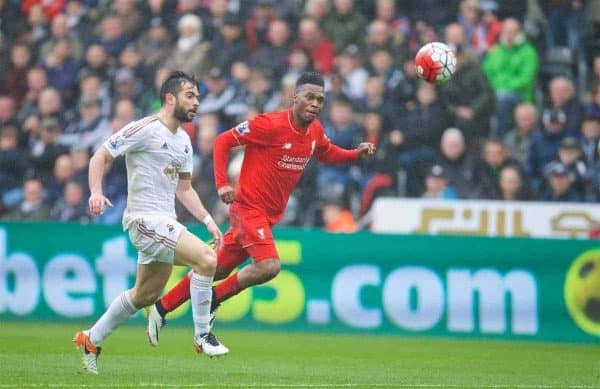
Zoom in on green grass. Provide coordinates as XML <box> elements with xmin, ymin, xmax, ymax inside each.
<box><xmin>0</xmin><ymin>322</ymin><xmax>598</xmax><ymax>388</ymax></box>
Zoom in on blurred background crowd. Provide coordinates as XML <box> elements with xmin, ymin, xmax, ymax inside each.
<box><xmin>1</xmin><ymin>0</ymin><xmax>600</xmax><ymax>232</ymax></box>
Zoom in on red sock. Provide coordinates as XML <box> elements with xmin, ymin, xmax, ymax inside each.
<box><xmin>214</xmin><ymin>273</ymin><xmax>241</xmax><ymax>304</ymax></box>
<box><xmin>160</xmin><ymin>273</ymin><xmax>191</xmax><ymax>312</ymax></box>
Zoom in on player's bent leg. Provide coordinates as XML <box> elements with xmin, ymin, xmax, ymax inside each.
<box><xmin>174</xmin><ymin>230</ymin><xmax>229</xmax><ymax>357</ymax></box>
<box><xmin>131</xmin><ymin>262</ymin><xmax>173</xmax><ymax>307</ymax></box>
<box><xmin>130</xmin><ymin>262</ymin><xmax>172</xmax><ymax>347</ymax></box>
<box><xmin>213</xmin><ymin>258</ymin><xmax>280</xmax><ymax>307</ymax></box>
<box><xmin>237</xmin><ymin>258</ymin><xmax>280</xmax><ymax>288</ymax></box>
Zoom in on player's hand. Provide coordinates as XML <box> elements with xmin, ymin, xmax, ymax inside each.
<box><xmin>206</xmin><ymin>221</ymin><xmax>223</xmax><ymax>250</ymax></box>
<box><xmin>357</xmin><ymin>142</ymin><xmax>376</xmax><ymax>159</ymax></box>
<box><xmin>89</xmin><ymin>192</ymin><xmax>113</xmax><ymax>216</ymax></box>
<box><xmin>218</xmin><ymin>185</ymin><xmax>235</xmax><ymax>204</ymax></box>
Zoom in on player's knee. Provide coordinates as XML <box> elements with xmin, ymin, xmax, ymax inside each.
<box><xmin>259</xmin><ymin>259</ymin><xmax>280</xmax><ymax>282</ymax></box>
<box><xmin>193</xmin><ymin>246</ymin><xmax>217</xmax><ymax>274</ymax></box>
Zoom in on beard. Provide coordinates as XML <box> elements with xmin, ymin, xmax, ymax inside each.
<box><xmin>174</xmin><ymin>104</ymin><xmax>193</xmax><ymax>122</ymax></box>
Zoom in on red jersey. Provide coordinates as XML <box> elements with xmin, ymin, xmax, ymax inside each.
<box><xmin>214</xmin><ymin>109</ymin><xmax>359</xmax><ymax>225</ymax></box>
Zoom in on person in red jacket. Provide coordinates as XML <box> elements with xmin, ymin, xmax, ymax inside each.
<box><xmin>146</xmin><ymin>72</ymin><xmax>375</xmax><ymax>346</ymax></box>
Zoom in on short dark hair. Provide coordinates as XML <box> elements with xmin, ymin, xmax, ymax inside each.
<box><xmin>160</xmin><ymin>71</ymin><xmax>198</xmax><ymax>104</ymax></box>
<box><xmin>296</xmin><ymin>71</ymin><xmax>324</xmax><ymax>88</ymax></box>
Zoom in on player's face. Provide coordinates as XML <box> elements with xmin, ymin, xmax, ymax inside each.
<box><xmin>293</xmin><ymin>84</ymin><xmax>325</xmax><ymax>125</ymax></box>
<box><xmin>173</xmin><ymin>82</ymin><xmax>200</xmax><ymax>122</ymax></box>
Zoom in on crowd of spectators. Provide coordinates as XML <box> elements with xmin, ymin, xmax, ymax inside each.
<box><xmin>1</xmin><ymin>0</ymin><xmax>600</xmax><ymax>230</ymax></box>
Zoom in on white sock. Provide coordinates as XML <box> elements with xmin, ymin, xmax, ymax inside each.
<box><xmin>89</xmin><ymin>290</ymin><xmax>137</xmax><ymax>346</ymax></box>
<box><xmin>190</xmin><ymin>272</ymin><xmax>213</xmax><ymax>337</ymax></box>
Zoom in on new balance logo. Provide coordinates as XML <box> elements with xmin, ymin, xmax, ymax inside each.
<box><xmin>161</xmin><ymin>142</ymin><xmax>169</xmax><ymax>150</ymax></box>
<box><xmin>282</xmin><ymin>143</ymin><xmax>292</xmax><ymax>150</ymax></box>
<box><xmin>257</xmin><ymin>228</ymin><xmax>265</xmax><ymax>239</ymax></box>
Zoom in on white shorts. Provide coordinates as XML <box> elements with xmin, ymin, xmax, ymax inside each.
<box><xmin>127</xmin><ymin>216</ymin><xmax>186</xmax><ymax>264</ymax></box>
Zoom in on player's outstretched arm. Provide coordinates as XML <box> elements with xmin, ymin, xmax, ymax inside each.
<box><xmin>213</xmin><ymin>130</ymin><xmax>240</xmax><ymax>204</ymax></box>
<box><xmin>88</xmin><ymin>146</ymin><xmax>114</xmax><ymax>216</ymax></box>
<box><xmin>176</xmin><ymin>174</ymin><xmax>223</xmax><ymax>249</ymax></box>
<box><xmin>316</xmin><ymin>142</ymin><xmax>376</xmax><ymax>164</ymax></box>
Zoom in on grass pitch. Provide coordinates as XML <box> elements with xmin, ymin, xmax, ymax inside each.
<box><xmin>0</xmin><ymin>322</ymin><xmax>598</xmax><ymax>388</ymax></box>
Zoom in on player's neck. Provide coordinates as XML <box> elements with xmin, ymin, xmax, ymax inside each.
<box><xmin>289</xmin><ymin>110</ymin><xmax>309</xmax><ymax>133</ymax></box>
<box><xmin>156</xmin><ymin>110</ymin><xmax>180</xmax><ymax>134</ymax></box>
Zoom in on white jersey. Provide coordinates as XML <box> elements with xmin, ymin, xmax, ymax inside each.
<box><xmin>103</xmin><ymin>115</ymin><xmax>193</xmax><ymax>230</ymax></box>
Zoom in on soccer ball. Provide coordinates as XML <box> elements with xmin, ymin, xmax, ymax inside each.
<box><xmin>414</xmin><ymin>42</ymin><xmax>457</xmax><ymax>84</ymax></box>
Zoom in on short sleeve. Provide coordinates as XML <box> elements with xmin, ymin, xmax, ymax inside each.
<box><xmin>231</xmin><ymin>114</ymin><xmax>273</xmax><ymax>146</ymax></box>
<box><xmin>103</xmin><ymin>120</ymin><xmax>149</xmax><ymax>158</ymax></box>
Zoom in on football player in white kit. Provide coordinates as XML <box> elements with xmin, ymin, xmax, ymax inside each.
<box><xmin>74</xmin><ymin>71</ymin><xmax>228</xmax><ymax>375</ymax></box>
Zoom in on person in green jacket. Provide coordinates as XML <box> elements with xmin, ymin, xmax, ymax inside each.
<box><xmin>483</xmin><ymin>18</ymin><xmax>539</xmax><ymax>137</ymax></box>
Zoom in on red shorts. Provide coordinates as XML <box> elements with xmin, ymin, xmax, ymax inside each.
<box><xmin>217</xmin><ymin>204</ymin><xmax>279</xmax><ymax>272</ymax></box>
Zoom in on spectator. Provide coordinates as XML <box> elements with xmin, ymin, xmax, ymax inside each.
<box><xmin>50</xmin><ymin>180</ymin><xmax>89</xmax><ymax>222</ymax></box>
<box><xmin>0</xmin><ymin>95</ymin><xmax>18</xmax><ymax>128</ymax></box>
<box><xmin>395</xmin><ymin>81</ymin><xmax>450</xmax><ymax>195</ymax></box>
<box><xmin>112</xmin><ymin>0</ymin><xmax>144</xmax><ymax>38</ymax></box>
<box><xmin>24</xmin><ymin>117</ymin><xmax>69</xmax><ymax>182</ymax></box>
<box><xmin>525</xmin><ymin>107</ymin><xmax>573</xmax><ymax>185</ymax></box>
<box><xmin>556</xmin><ymin>136</ymin><xmax>587</xmax><ymax>196</ymax></box>
<box><xmin>541</xmin><ymin>0</ymin><xmax>586</xmax><ymax>60</ymax></box>
<box><xmin>584</xmin><ymin>82</ymin><xmax>600</xmax><ymax>119</ymax></box>
<box><xmin>197</xmin><ymin>66</ymin><xmax>243</xmax><ymax>129</ymax></box>
<box><xmin>112</xmin><ymin>98</ymin><xmax>139</xmax><ymax>124</ymax></box>
<box><xmin>368</xmin><ymin>49</ymin><xmax>407</xmax><ymax>99</ymax></box>
<box><xmin>356</xmin><ymin>76</ymin><xmax>399</xmax><ymax>129</ymax></box>
<box><xmin>96</xmin><ymin>15</ymin><xmax>130</xmax><ymax>59</ymax></box>
<box><xmin>335</xmin><ymin>44</ymin><xmax>369</xmax><ymax>103</ymax></box>
<box><xmin>543</xmin><ymin>76</ymin><xmax>584</xmax><ymax>135</ymax></box>
<box><xmin>357</xmin><ymin>111</ymin><xmax>398</xmax><ymax>215</ymax></box>
<box><xmin>580</xmin><ymin>115</ymin><xmax>600</xmax><ymax>167</ymax></box>
<box><xmin>142</xmin><ymin>0</ymin><xmax>178</xmax><ymax>31</ymax></box>
<box><xmin>136</xmin><ymin>23</ymin><xmax>173</xmax><ymax>73</ymax></box>
<box><xmin>318</xmin><ymin>98</ymin><xmax>361</xmax><ymax>201</ymax></box>
<box><xmin>322</xmin><ymin>0</ymin><xmax>368</xmax><ymax>53</ymax></box>
<box><xmin>503</xmin><ymin>102</ymin><xmax>538</xmax><ymax>164</ymax></box>
<box><xmin>481</xmin><ymin>138</ymin><xmax>519</xmax><ymax>196</ymax></box>
<box><xmin>483</xmin><ymin>18</ymin><xmax>539</xmax><ymax>136</ymax></box>
<box><xmin>24</xmin><ymin>3</ymin><xmax>50</xmax><ymax>52</ymax></box>
<box><xmin>38</xmin><ymin>38</ymin><xmax>80</xmax><ymax>99</ymax></box>
<box><xmin>421</xmin><ymin>164</ymin><xmax>458</xmax><ymax>199</ymax></box>
<box><xmin>540</xmin><ymin>161</ymin><xmax>582</xmax><ymax>202</ymax></box>
<box><xmin>472</xmin><ymin>0</ymin><xmax>502</xmax><ymax>56</ymax></box>
<box><xmin>39</xmin><ymin>13</ymin><xmax>84</xmax><ymax>62</ymax></box>
<box><xmin>585</xmin><ymin>141</ymin><xmax>600</xmax><ymax>201</ymax></box>
<box><xmin>303</xmin><ymin>0</ymin><xmax>330</xmax><ymax>22</ymax></box>
<box><xmin>79</xmin><ymin>43</ymin><xmax>114</xmax><ymax>82</ymax></box>
<box><xmin>2</xmin><ymin>44</ymin><xmax>32</xmax><ymax>108</ymax></box>
<box><xmin>0</xmin><ymin>126</ymin><xmax>25</xmax><ymax>205</ymax></box>
<box><xmin>77</xmin><ymin>72</ymin><xmax>111</xmax><ymax>117</ymax></box>
<box><xmin>164</xmin><ymin>13</ymin><xmax>210</xmax><ymax>76</ymax></box>
<box><xmin>61</xmin><ymin>95</ymin><xmax>110</xmax><ymax>151</ymax></box>
<box><xmin>495</xmin><ymin>164</ymin><xmax>531</xmax><ymax>201</ymax></box>
<box><xmin>117</xmin><ymin>43</ymin><xmax>151</xmax><ymax>86</ymax></box>
<box><xmin>249</xmin><ymin>19</ymin><xmax>290</xmax><ymax>80</ymax></box>
<box><xmin>364</xmin><ymin>19</ymin><xmax>406</xmax><ymax>63</ymax></box>
<box><xmin>17</xmin><ymin>67</ymin><xmax>48</xmax><ymax>124</ymax></box>
<box><xmin>434</xmin><ymin>127</ymin><xmax>492</xmax><ymax>199</ymax></box>
<box><xmin>244</xmin><ymin>0</ymin><xmax>279</xmax><ymax>54</ymax></box>
<box><xmin>212</xmin><ymin>14</ymin><xmax>250</xmax><ymax>74</ymax></box>
<box><xmin>293</xmin><ymin>17</ymin><xmax>335</xmax><ymax>75</ymax></box>
<box><xmin>243</xmin><ymin>69</ymin><xmax>275</xmax><ymax>114</ymax></box>
<box><xmin>46</xmin><ymin>153</ymin><xmax>75</xmax><ymax>203</ymax></box>
<box><xmin>322</xmin><ymin>200</ymin><xmax>358</xmax><ymax>233</ymax></box>
<box><xmin>440</xmin><ymin>26</ymin><xmax>495</xmax><ymax>145</ymax></box>
<box><xmin>3</xmin><ymin>178</ymin><xmax>51</xmax><ymax>221</ymax></box>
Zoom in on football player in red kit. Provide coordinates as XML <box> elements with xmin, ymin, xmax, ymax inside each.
<box><xmin>146</xmin><ymin>72</ymin><xmax>375</xmax><ymax>346</ymax></box>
